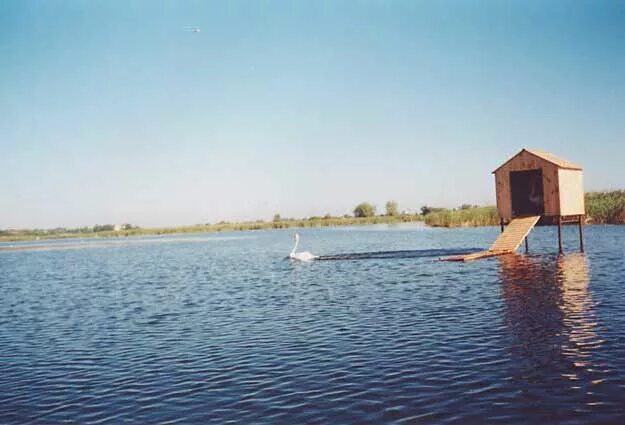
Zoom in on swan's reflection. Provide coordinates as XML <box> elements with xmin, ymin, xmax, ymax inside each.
<box><xmin>499</xmin><ymin>253</ymin><xmax>601</xmax><ymax>382</ymax></box>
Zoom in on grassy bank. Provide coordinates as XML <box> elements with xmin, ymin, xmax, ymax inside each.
<box><xmin>0</xmin><ymin>214</ymin><xmax>424</xmax><ymax>242</ymax></box>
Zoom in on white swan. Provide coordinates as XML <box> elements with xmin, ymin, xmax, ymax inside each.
<box><xmin>289</xmin><ymin>233</ymin><xmax>317</xmax><ymax>262</ymax></box>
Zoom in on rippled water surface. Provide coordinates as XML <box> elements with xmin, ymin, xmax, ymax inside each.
<box><xmin>2</xmin><ymin>224</ymin><xmax>625</xmax><ymax>424</ymax></box>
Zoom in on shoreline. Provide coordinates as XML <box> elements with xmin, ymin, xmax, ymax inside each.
<box><xmin>2</xmin><ymin>217</ymin><xmax>619</xmax><ymax>246</ymax></box>
<box><xmin>0</xmin><ymin>215</ymin><xmax>425</xmax><ymax>243</ymax></box>
<box><xmin>3</xmin><ymin>189</ymin><xmax>624</xmax><ymax>242</ymax></box>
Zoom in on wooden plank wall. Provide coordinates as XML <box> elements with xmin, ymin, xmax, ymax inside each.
<box><xmin>494</xmin><ymin>150</ymin><xmax>560</xmax><ymax>220</ymax></box>
<box><xmin>558</xmin><ymin>169</ymin><xmax>585</xmax><ymax>216</ymax></box>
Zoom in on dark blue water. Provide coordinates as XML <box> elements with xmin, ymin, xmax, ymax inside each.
<box><xmin>1</xmin><ymin>224</ymin><xmax>625</xmax><ymax>424</ymax></box>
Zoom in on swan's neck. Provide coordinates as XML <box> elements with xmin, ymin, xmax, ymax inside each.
<box><xmin>290</xmin><ymin>237</ymin><xmax>299</xmax><ymax>256</ymax></box>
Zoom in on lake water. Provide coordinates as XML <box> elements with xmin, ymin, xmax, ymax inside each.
<box><xmin>1</xmin><ymin>224</ymin><xmax>625</xmax><ymax>424</ymax></box>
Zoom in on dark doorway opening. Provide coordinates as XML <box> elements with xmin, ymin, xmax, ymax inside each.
<box><xmin>510</xmin><ymin>169</ymin><xmax>544</xmax><ymax>216</ymax></box>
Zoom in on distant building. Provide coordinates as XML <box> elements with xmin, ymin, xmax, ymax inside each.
<box><xmin>113</xmin><ymin>224</ymin><xmax>122</xmax><ymax>232</ymax></box>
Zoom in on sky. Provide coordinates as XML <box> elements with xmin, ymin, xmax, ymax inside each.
<box><xmin>1</xmin><ymin>0</ymin><xmax>624</xmax><ymax>228</ymax></box>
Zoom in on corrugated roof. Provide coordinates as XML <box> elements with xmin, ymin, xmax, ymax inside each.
<box><xmin>493</xmin><ymin>148</ymin><xmax>583</xmax><ymax>173</ymax></box>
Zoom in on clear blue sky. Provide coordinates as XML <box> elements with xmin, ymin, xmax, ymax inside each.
<box><xmin>2</xmin><ymin>1</ymin><xmax>624</xmax><ymax>228</ymax></box>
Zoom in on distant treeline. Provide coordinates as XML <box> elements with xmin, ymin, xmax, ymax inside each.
<box><xmin>0</xmin><ymin>214</ymin><xmax>424</xmax><ymax>242</ymax></box>
<box><xmin>0</xmin><ymin>223</ymin><xmax>138</xmax><ymax>239</ymax></box>
<box><xmin>1</xmin><ymin>191</ymin><xmax>624</xmax><ymax>241</ymax></box>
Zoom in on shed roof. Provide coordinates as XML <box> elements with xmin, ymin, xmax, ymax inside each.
<box><xmin>492</xmin><ymin>148</ymin><xmax>583</xmax><ymax>173</ymax></box>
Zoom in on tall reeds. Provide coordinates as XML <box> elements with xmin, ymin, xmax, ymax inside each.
<box><xmin>585</xmin><ymin>190</ymin><xmax>625</xmax><ymax>224</ymax></box>
<box><xmin>423</xmin><ymin>206</ymin><xmax>499</xmax><ymax>227</ymax></box>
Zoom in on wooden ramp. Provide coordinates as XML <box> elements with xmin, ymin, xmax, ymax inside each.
<box><xmin>443</xmin><ymin>215</ymin><xmax>541</xmax><ymax>261</ymax></box>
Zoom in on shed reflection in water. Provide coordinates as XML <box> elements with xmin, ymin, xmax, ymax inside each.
<box><xmin>557</xmin><ymin>254</ymin><xmax>603</xmax><ymax>373</ymax></box>
<box><xmin>499</xmin><ymin>253</ymin><xmax>602</xmax><ymax>386</ymax></box>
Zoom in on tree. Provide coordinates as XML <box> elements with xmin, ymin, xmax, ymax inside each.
<box><xmin>385</xmin><ymin>200</ymin><xmax>399</xmax><ymax>216</ymax></box>
<box><xmin>353</xmin><ymin>202</ymin><xmax>376</xmax><ymax>218</ymax></box>
<box><xmin>420</xmin><ymin>205</ymin><xmax>432</xmax><ymax>215</ymax></box>
<box><xmin>273</xmin><ymin>213</ymin><xmax>281</xmax><ymax>222</ymax></box>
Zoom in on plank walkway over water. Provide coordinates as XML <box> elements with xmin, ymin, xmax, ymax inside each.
<box><xmin>443</xmin><ymin>215</ymin><xmax>541</xmax><ymax>261</ymax></box>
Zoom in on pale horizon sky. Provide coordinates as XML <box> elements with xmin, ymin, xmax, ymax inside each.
<box><xmin>2</xmin><ymin>1</ymin><xmax>624</xmax><ymax>228</ymax></box>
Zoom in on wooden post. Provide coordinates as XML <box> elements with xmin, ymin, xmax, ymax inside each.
<box><xmin>578</xmin><ymin>215</ymin><xmax>584</xmax><ymax>253</ymax></box>
<box><xmin>557</xmin><ymin>216</ymin><xmax>563</xmax><ymax>254</ymax></box>
<box><xmin>500</xmin><ymin>218</ymin><xmax>504</xmax><ymax>233</ymax></box>
<box><xmin>525</xmin><ymin>237</ymin><xmax>529</xmax><ymax>253</ymax></box>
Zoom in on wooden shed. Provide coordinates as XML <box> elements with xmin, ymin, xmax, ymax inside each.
<box><xmin>493</xmin><ymin>148</ymin><xmax>584</xmax><ymax>222</ymax></box>
<box><xmin>493</xmin><ymin>148</ymin><xmax>585</xmax><ymax>253</ymax></box>
<box><xmin>445</xmin><ymin>148</ymin><xmax>585</xmax><ymax>261</ymax></box>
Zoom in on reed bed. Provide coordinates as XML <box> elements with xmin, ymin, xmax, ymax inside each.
<box><xmin>585</xmin><ymin>190</ymin><xmax>625</xmax><ymax>224</ymax></box>
<box><xmin>424</xmin><ymin>206</ymin><xmax>499</xmax><ymax>227</ymax></box>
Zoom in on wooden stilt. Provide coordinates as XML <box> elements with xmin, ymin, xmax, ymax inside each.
<box><xmin>500</xmin><ymin>218</ymin><xmax>504</xmax><ymax>233</ymax></box>
<box><xmin>557</xmin><ymin>216</ymin><xmax>563</xmax><ymax>254</ymax></box>
<box><xmin>578</xmin><ymin>215</ymin><xmax>584</xmax><ymax>253</ymax></box>
<box><xmin>524</xmin><ymin>236</ymin><xmax>529</xmax><ymax>253</ymax></box>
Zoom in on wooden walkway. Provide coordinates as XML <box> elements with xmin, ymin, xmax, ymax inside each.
<box><xmin>443</xmin><ymin>215</ymin><xmax>541</xmax><ymax>261</ymax></box>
